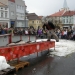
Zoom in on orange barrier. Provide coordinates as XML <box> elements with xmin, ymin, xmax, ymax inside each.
<box><xmin>0</xmin><ymin>41</ymin><xmax>55</xmax><ymax>61</ymax></box>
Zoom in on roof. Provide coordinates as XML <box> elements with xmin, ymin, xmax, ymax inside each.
<box><xmin>27</xmin><ymin>13</ymin><xmax>41</xmax><ymax>20</ymax></box>
<box><xmin>49</xmin><ymin>10</ymin><xmax>65</xmax><ymax>17</ymax></box>
<box><xmin>0</xmin><ymin>0</ymin><xmax>15</xmax><ymax>6</ymax></box>
<box><xmin>25</xmin><ymin>4</ymin><xmax>27</xmax><ymax>7</ymax></box>
<box><xmin>0</xmin><ymin>0</ymin><xmax>8</xmax><ymax>5</ymax></box>
<box><xmin>0</xmin><ymin>2</ymin><xmax>7</xmax><ymax>6</ymax></box>
<box><xmin>62</xmin><ymin>10</ymin><xmax>75</xmax><ymax>16</ymax></box>
<box><xmin>38</xmin><ymin>16</ymin><xmax>43</xmax><ymax>19</ymax></box>
<box><xmin>8</xmin><ymin>0</ymin><xmax>15</xmax><ymax>2</ymax></box>
<box><xmin>46</xmin><ymin>16</ymin><xmax>50</xmax><ymax>18</ymax></box>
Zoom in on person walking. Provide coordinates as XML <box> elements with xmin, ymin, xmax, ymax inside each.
<box><xmin>43</xmin><ymin>21</ymin><xmax>59</xmax><ymax>42</ymax></box>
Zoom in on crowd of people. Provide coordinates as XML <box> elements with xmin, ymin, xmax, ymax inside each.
<box><xmin>0</xmin><ymin>27</ymin><xmax>36</xmax><ymax>35</ymax></box>
<box><xmin>56</xmin><ymin>28</ymin><xmax>75</xmax><ymax>40</ymax></box>
<box><xmin>0</xmin><ymin>25</ymin><xmax>75</xmax><ymax>41</ymax></box>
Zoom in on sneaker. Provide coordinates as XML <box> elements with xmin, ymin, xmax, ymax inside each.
<box><xmin>56</xmin><ymin>40</ymin><xmax>59</xmax><ymax>42</ymax></box>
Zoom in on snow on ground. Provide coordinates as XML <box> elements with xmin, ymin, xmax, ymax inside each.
<box><xmin>49</xmin><ymin>39</ymin><xmax>75</xmax><ymax>57</ymax></box>
<box><xmin>36</xmin><ymin>39</ymin><xmax>75</xmax><ymax>57</ymax></box>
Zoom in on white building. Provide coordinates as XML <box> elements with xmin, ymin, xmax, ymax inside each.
<box><xmin>71</xmin><ymin>15</ymin><xmax>75</xmax><ymax>29</ymax></box>
<box><xmin>62</xmin><ymin>11</ymin><xmax>75</xmax><ymax>29</ymax></box>
<box><xmin>15</xmin><ymin>0</ymin><xmax>26</xmax><ymax>28</ymax></box>
<box><xmin>0</xmin><ymin>2</ymin><xmax>10</xmax><ymax>28</ymax></box>
<box><xmin>46</xmin><ymin>0</ymin><xmax>75</xmax><ymax>29</ymax></box>
<box><xmin>0</xmin><ymin>0</ymin><xmax>28</xmax><ymax>28</ymax></box>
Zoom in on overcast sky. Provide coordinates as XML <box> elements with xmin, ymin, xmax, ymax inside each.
<box><xmin>24</xmin><ymin>0</ymin><xmax>75</xmax><ymax>16</ymax></box>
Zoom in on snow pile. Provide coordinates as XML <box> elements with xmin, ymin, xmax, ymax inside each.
<box><xmin>36</xmin><ymin>39</ymin><xmax>43</xmax><ymax>42</ymax></box>
<box><xmin>50</xmin><ymin>39</ymin><xmax>75</xmax><ymax>57</ymax></box>
<box><xmin>0</xmin><ymin>56</ymin><xmax>10</xmax><ymax>70</ymax></box>
<box><xmin>7</xmin><ymin>43</ymin><xmax>16</xmax><ymax>46</ymax></box>
<box><xmin>16</xmin><ymin>40</ymin><xmax>25</xmax><ymax>45</ymax></box>
<box><xmin>7</xmin><ymin>40</ymin><xmax>25</xmax><ymax>46</ymax></box>
<box><xmin>36</xmin><ymin>39</ymin><xmax>56</xmax><ymax>42</ymax></box>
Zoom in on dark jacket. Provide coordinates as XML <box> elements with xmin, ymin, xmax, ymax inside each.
<box><xmin>43</xmin><ymin>21</ymin><xmax>55</xmax><ymax>30</ymax></box>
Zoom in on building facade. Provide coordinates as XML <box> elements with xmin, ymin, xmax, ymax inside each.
<box><xmin>62</xmin><ymin>11</ymin><xmax>75</xmax><ymax>29</ymax></box>
<box><xmin>27</xmin><ymin>13</ymin><xmax>42</xmax><ymax>29</ymax></box>
<box><xmin>0</xmin><ymin>0</ymin><xmax>28</xmax><ymax>28</ymax></box>
<box><xmin>8</xmin><ymin>0</ymin><xmax>16</xmax><ymax>28</ymax></box>
<box><xmin>15</xmin><ymin>0</ymin><xmax>26</xmax><ymax>28</ymax></box>
<box><xmin>46</xmin><ymin>0</ymin><xmax>75</xmax><ymax>29</ymax></box>
<box><xmin>0</xmin><ymin>2</ymin><xmax>9</xmax><ymax>28</ymax></box>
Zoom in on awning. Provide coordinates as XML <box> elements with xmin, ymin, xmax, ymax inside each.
<box><xmin>11</xmin><ymin>21</ymin><xmax>15</xmax><ymax>25</ymax></box>
<box><xmin>63</xmin><ymin>26</ymin><xmax>69</xmax><ymax>27</ymax></box>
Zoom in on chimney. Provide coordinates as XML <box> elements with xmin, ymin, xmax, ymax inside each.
<box><xmin>69</xmin><ymin>10</ymin><xmax>70</xmax><ymax>13</ymax></box>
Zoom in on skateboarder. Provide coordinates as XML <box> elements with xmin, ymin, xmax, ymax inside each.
<box><xmin>43</xmin><ymin>21</ymin><xmax>59</xmax><ymax>42</ymax></box>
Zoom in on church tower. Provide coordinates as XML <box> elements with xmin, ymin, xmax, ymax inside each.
<box><xmin>62</xmin><ymin>0</ymin><xmax>69</xmax><ymax>11</ymax></box>
<box><xmin>61</xmin><ymin>0</ymin><xmax>69</xmax><ymax>11</ymax></box>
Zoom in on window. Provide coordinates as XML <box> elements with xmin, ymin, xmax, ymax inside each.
<box><xmin>22</xmin><ymin>6</ymin><xmax>24</xmax><ymax>10</ymax></box>
<box><xmin>1</xmin><ymin>11</ymin><xmax>3</xmax><ymax>18</ymax></box>
<box><xmin>18</xmin><ymin>5</ymin><xmax>20</xmax><ymax>9</ymax></box>
<box><xmin>11</xmin><ymin>3</ymin><xmax>14</xmax><ymax>7</ymax></box>
<box><xmin>21</xmin><ymin>6</ymin><xmax>22</xmax><ymax>10</ymax></box>
<box><xmin>22</xmin><ymin>22</ymin><xmax>24</xmax><ymax>26</ymax></box>
<box><xmin>66</xmin><ymin>19</ymin><xmax>68</xmax><ymax>23</ymax></box>
<box><xmin>39</xmin><ymin>21</ymin><xmax>40</xmax><ymax>23</ymax></box>
<box><xmin>69</xmin><ymin>19</ymin><xmax>71</xmax><ymax>23</ymax></box>
<box><xmin>5</xmin><ymin>7</ymin><xmax>7</xmax><ymax>10</ymax></box>
<box><xmin>63</xmin><ymin>19</ymin><xmax>65</xmax><ymax>23</ymax></box>
<box><xmin>5</xmin><ymin>12</ymin><xmax>7</xmax><ymax>18</ymax></box>
<box><xmin>32</xmin><ymin>21</ymin><xmax>34</xmax><ymax>23</ymax></box>
<box><xmin>1</xmin><ymin>8</ymin><xmax>3</xmax><ymax>9</ymax></box>
<box><xmin>11</xmin><ymin>11</ymin><xmax>14</xmax><ymax>16</ymax></box>
<box><xmin>17</xmin><ymin>5</ymin><xmax>18</xmax><ymax>8</ymax></box>
<box><xmin>20</xmin><ymin>5</ymin><xmax>21</xmax><ymax>9</ymax></box>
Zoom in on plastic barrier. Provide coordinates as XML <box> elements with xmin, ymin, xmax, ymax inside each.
<box><xmin>39</xmin><ymin>42</ymin><xmax>49</xmax><ymax>51</ymax></box>
<box><xmin>48</xmin><ymin>41</ymin><xmax>55</xmax><ymax>48</ymax></box>
<box><xmin>0</xmin><ymin>41</ymin><xmax>55</xmax><ymax>61</ymax></box>
<box><xmin>0</xmin><ymin>34</ymin><xmax>55</xmax><ymax>61</ymax></box>
<box><xmin>29</xmin><ymin>43</ymin><xmax>37</xmax><ymax>54</ymax></box>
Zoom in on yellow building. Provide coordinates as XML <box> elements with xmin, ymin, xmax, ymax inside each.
<box><xmin>27</xmin><ymin>13</ymin><xmax>43</xmax><ymax>29</ymax></box>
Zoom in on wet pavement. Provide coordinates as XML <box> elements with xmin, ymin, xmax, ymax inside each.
<box><xmin>16</xmin><ymin>52</ymin><xmax>75</xmax><ymax>75</ymax></box>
